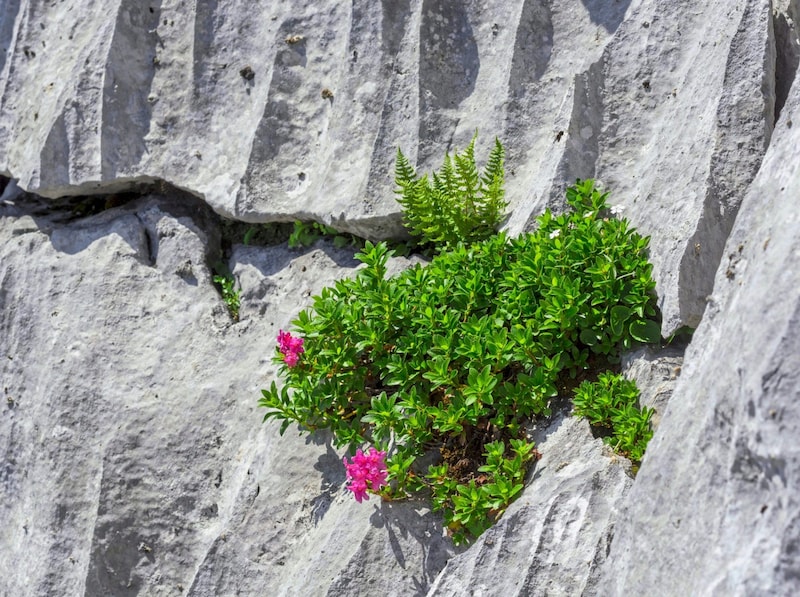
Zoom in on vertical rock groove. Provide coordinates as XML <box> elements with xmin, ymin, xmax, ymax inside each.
<box><xmin>417</xmin><ymin>0</ymin><xmax>479</xmax><ymax>165</ymax></box>
<box><xmin>101</xmin><ymin>0</ymin><xmax>162</xmax><ymax>180</ymax></box>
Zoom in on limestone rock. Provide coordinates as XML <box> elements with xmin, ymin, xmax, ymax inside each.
<box><xmin>428</xmin><ymin>412</ymin><xmax>632</xmax><ymax>597</ymax></box>
<box><xmin>0</xmin><ymin>196</ymin><xmax>453</xmax><ymax>596</ymax></box>
<box><xmin>0</xmin><ymin>0</ymin><xmax>780</xmax><ymax>332</ymax></box>
<box><xmin>599</xmin><ymin>43</ymin><xmax>800</xmax><ymax>596</ymax></box>
<box><xmin>621</xmin><ymin>345</ymin><xmax>685</xmax><ymax>429</ymax></box>
<box><xmin>1</xmin><ymin>1</ymin><xmax>800</xmax><ymax>595</ymax></box>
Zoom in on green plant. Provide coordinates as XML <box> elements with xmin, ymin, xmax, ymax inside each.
<box><xmin>213</xmin><ymin>273</ymin><xmax>240</xmax><ymax>321</ymax></box>
<box><xmin>260</xmin><ymin>178</ymin><xmax>660</xmax><ymax>543</ymax></box>
<box><xmin>395</xmin><ymin>133</ymin><xmax>507</xmax><ymax>248</ymax></box>
<box><xmin>428</xmin><ymin>438</ymin><xmax>536</xmax><ymax>543</ymax></box>
<box><xmin>572</xmin><ymin>372</ymin><xmax>654</xmax><ymax>463</ymax></box>
<box><xmin>243</xmin><ymin>226</ymin><xmax>257</xmax><ymax>246</ymax></box>
<box><xmin>288</xmin><ymin>221</ymin><xmax>362</xmax><ymax>249</ymax></box>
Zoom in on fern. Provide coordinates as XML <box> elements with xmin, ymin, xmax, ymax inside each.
<box><xmin>478</xmin><ymin>137</ymin><xmax>506</xmax><ymax>237</ymax></box>
<box><xmin>394</xmin><ymin>134</ymin><xmax>508</xmax><ymax>249</ymax></box>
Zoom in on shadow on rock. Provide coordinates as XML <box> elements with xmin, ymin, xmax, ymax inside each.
<box><xmin>356</xmin><ymin>499</ymin><xmax>459</xmax><ymax>596</ymax></box>
<box><xmin>307</xmin><ymin>431</ymin><xmax>347</xmax><ymax>526</ymax></box>
<box><xmin>580</xmin><ymin>0</ymin><xmax>631</xmax><ymax>33</ymax></box>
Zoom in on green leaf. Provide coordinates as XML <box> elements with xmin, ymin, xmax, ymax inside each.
<box><xmin>610</xmin><ymin>305</ymin><xmax>632</xmax><ymax>336</ymax></box>
<box><xmin>580</xmin><ymin>328</ymin><xmax>599</xmax><ymax>346</ymax></box>
<box><xmin>629</xmin><ymin>319</ymin><xmax>661</xmax><ymax>343</ymax></box>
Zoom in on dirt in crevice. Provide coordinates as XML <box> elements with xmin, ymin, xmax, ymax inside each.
<box><xmin>431</xmin><ymin>352</ymin><xmax>618</xmax><ymax>488</ymax></box>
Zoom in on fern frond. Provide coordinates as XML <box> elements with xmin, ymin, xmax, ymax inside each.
<box><xmin>403</xmin><ymin>177</ymin><xmax>433</xmax><ymax>240</ymax></box>
<box><xmin>454</xmin><ymin>135</ymin><xmax>480</xmax><ymax>208</ymax></box>
<box><xmin>394</xmin><ymin>148</ymin><xmax>418</xmax><ymax>191</ymax></box>
<box><xmin>479</xmin><ymin>137</ymin><xmax>507</xmax><ymax>233</ymax></box>
<box><xmin>393</xmin><ymin>135</ymin><xmax>507</xmax><ymax>249</ymax></box>
<box><xmin>434</xmin><ymin>153</ymin><xmax>458</xmax><ymax>202</ymax></box>
<box><xmin>481</xmin><ymin>137</ymin><xmax>505</xmax><ymax>192</ymax></box>
<box><xmin>448</xmin><ymin>135</ymin><xmax>479</xmax><ymax>240</ymax></box>
<box><xmin>395</xmin><ymin>148</ymin><xmax>427</xmax><ymax>239</ymax></box>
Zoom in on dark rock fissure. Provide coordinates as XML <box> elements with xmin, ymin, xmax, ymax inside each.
<box><xmin>678</xmin><ymin>0</ymin><xmax>775</xmax><ymax>330</ymax></box>
<box><xmin>0</xmin><ymin>0</ymin><xmax>22</xmax><ymax>77</ymax></box>
<box><xmin>417</xmin><ymin>0</ymin><xmax>480</xmax><ymax>166</ymax></box>
<box><xmin>774</xmin><ymin>1</ymin><xmax>800</xmax><ymax>122</ymax></box>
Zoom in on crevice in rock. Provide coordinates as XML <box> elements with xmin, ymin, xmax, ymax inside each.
<box><xmin>0</xmin><ymin>0</ymin><xmax>22</xmax><ymax>78</ymax></box>
<box><xmin>416</xmin><ymin>0</ymin><xmax>479</xmax><ymax>166</ymax></box>
<box><xmin>773</xmin><ymin>1</ymin><xmax>800</xmax><ymax>122</ymax></box>
<box><xmin>547</xmin><ymin>56</ymin><xmax>605</xmax><ymax>209</ymax></box>
<box><xmin>359</xmin><ymin>0</ymin><xmax>415</xmax><ymax>219</ymax></box>
<box><xmin>38</xmin><ymin>111</ymin><xmax>70</xmax><ymax>190</ymax></box>
<box><xmin>579</xmin><ymin>0</ymin><xmax>633</xmax><ymax>34</ymax></box>
<box><xmin>1</xmin><ymin>178</ymin><xmax>201</xmax><ymax>223</ymax></box>
<box><xmin>380</xmin><ymin>0</ymin><xmax>413</xmax><ymax>57</ymax></box>
<box><xmin>134</xmin><ymin>212</ymin><xmax>157</xmax><ymax>267</ymax></box>
<box><xmin>677</xmin><ymin>0</ymin><xmax>775</xmax><ymax>332</ymax></box>
<box><xmin>234</xmin><ymin>14</ymin><xmax>313</xmax><ymax>220</ymax></box>
<box><xmin>191</xmin><ymin>0</ymin><xmax>222</xmax><ymax>95</ymax></box>
<box><xmin>508</xmin><ymin>0</ymin><xmax>553</xmax><ymax>97</ymax></box>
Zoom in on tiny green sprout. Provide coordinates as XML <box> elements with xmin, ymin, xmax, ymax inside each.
<box><xmin>213</xmin><ymin>274</ymin><xmax>240</xmax><ymax>321</ymax></box>
<box><xmin>288</xmin><ymin>220</ymin><xmax>364</xmax><ymax>250</ymax></box>
<box><xmin>243</xmin><ymin>226</ymin><xmax>257</xmax><ymax>246</ymax></box>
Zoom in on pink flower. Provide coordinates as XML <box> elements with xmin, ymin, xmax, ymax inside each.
<box><xmin>277</xmin><ymin>329</ymin><xmax>304</xmax><ymax>367</ymax></box>
<box><xmin>348</xmin><ymin>479</ymin><xmax>369</xmax><ymax>503</ymax></box>
<box><xmin>343</xmin><ymin>447</ymin><xmax>388</xmax><ymax>503</ymax></box>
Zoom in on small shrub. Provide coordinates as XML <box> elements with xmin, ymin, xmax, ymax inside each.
<box><xmin>394</xmin><ymin>134</ymin><xmax>507</xmax><ymax>248</ymax></box>
<box><xmin>572</xmin><ymin>372</ymin><xmax>654</xmax><ymax>463</ymax></box>
<box><xmin>260</xmin><ymin>178</ymin><xmax>660</xmax><ymax>543</ymax></box>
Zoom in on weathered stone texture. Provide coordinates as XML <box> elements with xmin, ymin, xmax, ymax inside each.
<box><xmin>0</xmin><ymin>0</ymin><xmax>779</xmax><ymax>333</ymax></box>
<box><xmin>0</xmin><ymin>197</ymin><xmax>453</xmax><ymax>596</ymax></box>
<box><xmin>1</xmin><ymin>1</ymin><xmax>799</xmax><ymax>595</ymax></box>
<box><xmin>428</xmin><ymin>412</ymin><xmax>632</xmax><ymax>597</ymax></box>
<box><xmin>599</xmin><ymin>50</ymin><xmax>800</xmax><ymax>597</ymax></box>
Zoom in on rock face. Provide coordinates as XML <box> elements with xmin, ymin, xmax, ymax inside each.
<box><xmin>428</xmin><ymin>412</ymin><xmax>633</xmax><ymax>597</ymax></box>
<box><xmin>0</xmin><ymin>0</ymin><xmax>779</xmax><ymax>334</ymax></box>
<box><xmin>0</xmin><ymin>196</ymin><xmax>454</xmax><ymax>596</ymax></box>
<box><xmin>1</xmin><ymin>0</ymin><xmax>800</xmax><ymax>596</ymax></box>
<box><xmin>598</xmin><ymin>44</ymin><xmax>800</xmax><ymax>596</ymax></box>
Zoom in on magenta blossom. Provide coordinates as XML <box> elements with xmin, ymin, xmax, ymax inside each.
<box><xmin>277</xmin><ymin>330</ymin><xmax>304</xmax><ymax>367</ymax></box>
<box><xmin>283</xmin><ymin>351</ymin><xmax>300</xmax><ymax>367</ymax></box>
<box><xmin>343</xmin><ymin>447</ymin><xmax>388</xmax><ymax>503</ymax></box>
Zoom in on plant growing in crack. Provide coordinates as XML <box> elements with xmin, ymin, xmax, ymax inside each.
<box><xmin>259</xmin><ymin>138</ymin><xmax>662</xmax><ymax>544</ymax></box>
<box><xmin>213</xmin><ymin>272</ymin><xmax>240</xmax><ymax>321</ymax></box>
<box><xmin>288</xmin><ymin>221</ymin><xmax>364</xmax><ymax>250</ymax></box>
<box><xmin>395</xmin><ymin>132</ymin><xmax>507</xmax><ymax>250</ymax></box>
<box><xmin>572</xmin><ymin>372</ymin><xmax>654</xmax><ymax>466</ymax></box>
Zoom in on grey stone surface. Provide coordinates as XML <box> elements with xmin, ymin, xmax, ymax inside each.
<box><xmin>0</xmin><ymin>196</ymin><xmax>453</xmax><ymax>597</ymax></box>
<box><xmin>1</xmin><ymin>1</ymin><xmax>800</xmax><ymax>596</ymax></box>
<box><xmin>621</xmin><ymin>345</ymin><xmax>685</xmax><ymax>429</ymax></box>
<box><xmin>599</xmin><ymin>44</ymin><xmax>800</xmax><ymax>597</ymax></box>
<box><xmin>428</xmin><ymin>412</ymin><xmax>632</xmax><ymax>597</ymax></box>
<box><xmin>0</xmin><ymin>0</ymin><xmax>779</xmax><ymax>333</ymax></box>
<box><xmin>583</xmin><ymin>0</ymin><xmax>776</xmax><ymax>335</ymax></box>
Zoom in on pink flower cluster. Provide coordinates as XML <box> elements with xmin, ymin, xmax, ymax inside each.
<box><xmin>277</xmin><ymin>330</ymin><xmax>304</xmax><ymax>367</ymax></box>
<box><xmin>343</xmin><ymin>447</ymin><xmax>388</xmax><ymax>503</ymax></box>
